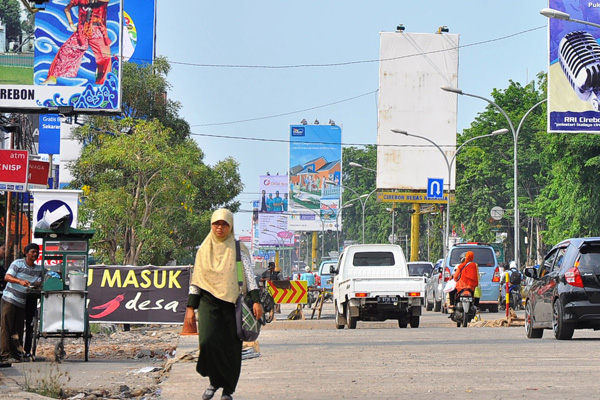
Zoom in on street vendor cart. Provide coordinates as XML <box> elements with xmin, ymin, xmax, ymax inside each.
<box><xmin>32</xmin><ymin>226</ymin><xmax>95</xmax><ymax>361</ymax></box>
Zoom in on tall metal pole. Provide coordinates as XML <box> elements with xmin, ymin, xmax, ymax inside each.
<box><xmin>391</xmin><ymin>208</ymin><xmax>395</xmax><ymax>243</ymax></box>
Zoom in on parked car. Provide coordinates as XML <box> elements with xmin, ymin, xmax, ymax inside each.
<box><xmin>425</xmin><ymin>259</ymin><xmax>444</xmax><ymax>311</ymax></box>
<box><xmin>407</xmin><ymin>261</ymin><xmax>434</xmax><ymax>278</ymax></box>
<box><xmin>524</xmin><ymin>237</ymin><xmax>600</xmax><ymax>340</ymax></box>
<box><xmin>443</xmin><ymin>243</ymin><xmax>501</xmax><ymax>313</ymax></box>
<box><xmin>316</xmin><ymin>259</ymin><xmax>337</xmax><ymax>292</ymax></box>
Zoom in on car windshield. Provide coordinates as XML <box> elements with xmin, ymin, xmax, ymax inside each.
<box><xmin>352</xmin><ymin>252</ymin><xmax>395</xmax><ymax>266</ymax></box>
<box><xmin>407</xmin><ymin>263</ymin><xmax>433</xmax><ymax>276</ymax></box>
<box><xmin>450</xmin><ymin>248</ymin><xmax>495</xmax><ymax>267</ymax></box>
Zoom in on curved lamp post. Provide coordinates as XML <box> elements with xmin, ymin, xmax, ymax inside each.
<box><xmin>441</xmin><ymin>85</ymin><xmax>546</xmax><ymax>267</ymax></box>
<box><xmin>540</xmin><ymin>8</ymin><xmax>600</xmax><ymax>29</ymax></box>
<box><xmin>391</xmin><ymin>128</ymin><xmax>508</xmax><ymax>259</ymax></box>
<box><xmin>325</xmin><ymin>180</ymin><xmax>376</xmax><ymax>244</ymax></box>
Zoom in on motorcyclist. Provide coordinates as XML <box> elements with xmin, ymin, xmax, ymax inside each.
<box><xmin>500</xmin><ymin>260</ymin><xmax>522</xmax><ymax>309</ymax></box>
<box><xmin>449</xmin><ymin>251</ymin><xmax>479</xmax><ymax>314</ymax></box>
<box><xmin>261</xmin><ymin>261</ymin><xmax>283</xmax><ymax>282</ymax></box>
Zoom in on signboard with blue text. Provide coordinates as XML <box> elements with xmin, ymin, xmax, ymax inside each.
<box><xmin>547</xmin><ymin>0</ymin><xmax>600</xmax><ymax>132</ymax></box>
<box><xmin>288</xmin><ymin>124</ymin><xmax>342</xmax><ymax>232</ymax></box>
<box><xmin>0</xmin><ymin>0</ymin><xmax>123</xmax><ymax>114</ymax></box>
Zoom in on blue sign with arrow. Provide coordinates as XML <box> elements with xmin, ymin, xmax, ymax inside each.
<box><xmin>427</xmin><ymin>178</ymin><xmax>444</xmax><ymax>199</ymax></box>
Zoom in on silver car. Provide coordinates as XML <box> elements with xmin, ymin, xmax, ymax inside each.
<box><xmin>425</xmin><ymin>259</ymin><xmax>444</xmax><ymax>312</ymax></box>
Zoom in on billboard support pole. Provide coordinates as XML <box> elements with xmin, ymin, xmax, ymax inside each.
<box><xmin>312</xmin><ymin>232</ymin><xmax>318</xmax><ymax>270</ymax></box>
<box><xmin>410</xmin><ymin>203</ymin><xmax>421</xmax><ymax>261</ymax></box>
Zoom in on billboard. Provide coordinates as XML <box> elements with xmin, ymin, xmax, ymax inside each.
<box><xmin>0</xmin><ymin>0</ymin><xmax>123</xmax><ymax>114</ymax></box>
<box><xmin>257</xmin><ymin>174</ymin><xmax>293</xmax><ymax>247</ymax></box>
<box><xmin>123</xmin><ymin>0</ymin><xmax>157</xmax><ymax>64</ymax></box>
<box><xmin>547</xmin><ymin>0</ymin><xmax>600</xmax><ymax>133</ymax></box>
<box><xmin>288</xmin><ymin>124</ymin><xmax>342</xmax><ymax>232</ymax></box>
<box><xmin>376</xmin><ymin>32</ymin><xmax>459</xmax><ymax>190</ymax></box>
<box><xmin>0</xmin><ymin>149</ymin><xmax>29</xmax><ymax>192</ymax></box>
<box><xmin>87</xmin><ymin>265</ymin><xmax>189</xmax><ymax>324</ymax></box>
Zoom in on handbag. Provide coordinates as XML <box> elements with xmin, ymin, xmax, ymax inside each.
<box><xmin>443</xmin><ymin>278</ymin><xmax>456</xmax><ymax>293</ymax></box>
<box><xmin>234</xmin><ymin>240</ymin><xmax>261</xmax><ymax>341</ymax></box>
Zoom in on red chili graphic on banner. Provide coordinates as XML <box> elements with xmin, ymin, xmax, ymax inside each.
<box><xmin>89</xmin><ymin>294</ymin><xmax>125</xmax><ymax>319</ymax></box>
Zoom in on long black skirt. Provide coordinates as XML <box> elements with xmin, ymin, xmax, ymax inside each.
<box><xmin>196</xmin><ymin>290</ymin><xmax>242</xmax><ymax>394</ymax></box>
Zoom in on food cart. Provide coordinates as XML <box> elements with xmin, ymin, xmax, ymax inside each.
<box><xmin>32</xmin><ymin>226</ymin><xmax>95</xmax><ymax>361</ymax></box>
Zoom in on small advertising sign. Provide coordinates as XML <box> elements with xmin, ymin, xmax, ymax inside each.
<box><xmin>28</xmin><ymin>160</ymin><xmax>50</xmax><ymax>190</ymax></box>
<box><xmin>0</xmin><ymin>149</ymin><xmax>29</xmax><ymax>192</ymax></box>
<box><xmin>38</xmin><ymin>114</ymin><xmax>61</xmax><ymax>154</ymax></box>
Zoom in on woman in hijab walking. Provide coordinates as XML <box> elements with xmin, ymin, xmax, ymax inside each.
<box><xmin>185</xmin><ymin>209</ymin><xmax>263</xmax><ymax>400</ymax></box>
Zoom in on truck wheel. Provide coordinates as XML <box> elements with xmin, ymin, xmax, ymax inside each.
<box><xmin>346</xmin><ymin>304</ymin><xmax>357</xmax><ymax>329</ymax></box>
<box><xmin>409</xmin><ymin>315</ymin><xmax>420</xmax><ymax>328</ymax></box>
<box><xmin>433</xmin><ymin>297</ymin><xmax>441</xmax><ymax>312</ymax></box>
<box><xmin>334</xmin><ymin>304</ymin><xmax>344</xmax><ymax>330</ymax></box>
<box><xmin>398</xmin><ymin>319</ymin><xmax>408</xmax><ymax>328</ymax></box>
<box><xmin>489</xmin><ymin>304</ymin><xmax>499</xmax><ymax>313</ymax></box>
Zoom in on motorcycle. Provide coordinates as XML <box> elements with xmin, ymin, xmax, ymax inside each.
<box><xmin>259</xmin><ymin>283</ymin><xmax>276</xmax><ymax>324</ymax></box>
<box><xmin>450</xmin><ymin>289</ymin><xmax>476</xmax><ymax>327</ymax></box>
<box><xmin>500</xmin><ymin>284</ymin><xmax>522</xmax><ymax>311</ymax></box>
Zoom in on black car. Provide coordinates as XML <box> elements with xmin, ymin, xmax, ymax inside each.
<box><xmin>524</xmin><ymin>237</ymin><xmax>600</xmax><ymax>340</ymax></box>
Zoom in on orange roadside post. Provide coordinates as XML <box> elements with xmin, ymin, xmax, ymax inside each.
<box><xmin>181</xmin><ymin>312</ymin><xmax>198</xmax><ymax>335</ymax></box>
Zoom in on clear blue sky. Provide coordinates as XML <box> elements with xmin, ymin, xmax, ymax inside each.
<box><xmin>155</xmin><ymin>1</ymin><xmax>549</xmax><ymax>234</ymax></box>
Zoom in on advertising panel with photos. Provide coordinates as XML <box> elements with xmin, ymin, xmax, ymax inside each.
<box><xmin>288</xmin><ymin>124</ymin><xmax>342</xmax><ymax>232</ymax></box>
<box><xmin>257</xmin><ymin>174</ymin><xmax>293</xmax><ymax>247</ymax></box>
<box><xmin>0</xmin><ymin>0</ymin><xmax>123</xmax><ymax>114</ymax></box>
<box><xmin>547</xmin><ymin>0</ymin><xmax>600</xmax><ymax>133</ymax></box>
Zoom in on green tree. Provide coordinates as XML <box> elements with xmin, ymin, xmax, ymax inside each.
<box><xmin>68</xmin><ymin>59</ymin><xmax>242</xmax><ymax>265</ymax></box>
<box><xmin>121</xmin><ymin>57</ymin><xmax>190</xmax><ymax>144</ymax></box>
<box><xmin>70</xmin><ymin>118</ymin><xmax>242</xmax><ymax>265</ymax></box>
<box><xmin>453</xmin><ymin>75</ymin><xmax>547</xmax><ymax>264</ymax></box>
<box><xmin>0</xmin><ymin>0</ymin><xmax>22</xmax><ymax>52</ymax></box>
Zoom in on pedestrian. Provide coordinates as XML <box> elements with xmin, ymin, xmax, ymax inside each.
<box><xmin>0</xmin><ymin>241</ymin><xmax>6</xmax><ymax>291</ymax></box>
<box><xmin>0</xmin><ymin>243</ymin><xmax>44</xmax><ymax>364</ymax></box>
<box><xmin>184</xmin><ymin>209</ymin><xmax>263</xmax><ymax>400</ymax></box>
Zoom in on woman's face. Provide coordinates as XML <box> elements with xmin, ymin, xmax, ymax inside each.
<box><xmin>212</xmin><ymin>220</ymin><xmax>231</xmax><ymax>239</ymax></box>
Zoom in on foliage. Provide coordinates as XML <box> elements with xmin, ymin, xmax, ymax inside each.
<box><xmin>0</xmin><ymin>0</ymin><xmax>22</xmax><ymax>51</ymax></box>
<box><xmin>453</xmin><ymin>75</ymin><xmax>547</xmax><ymax>261</ymax></box>
<box><xmin>121</xmin><ymin>57</ymin><xmax>190</xmax><ymax>145</ymax></box>
<box><xmin>23</xmin><ymin>362</ymin><xmax>70</xmax><ymax>398</ymax></box>
<box><xmin>70</xmin><ymin>118</ymin><xmax>241</xmax><ymax>265</ymax></box>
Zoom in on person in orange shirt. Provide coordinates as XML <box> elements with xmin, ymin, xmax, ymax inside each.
<box><xmin>449</xmin><ymin>251</ymin><xmax>479</xmax><ymax>312</ymax></box>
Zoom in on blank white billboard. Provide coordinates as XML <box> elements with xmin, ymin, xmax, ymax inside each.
<box><xmin>377</xmin><ymin>32</ymin><xmax>459</xmax><ymax>191</ymax></box>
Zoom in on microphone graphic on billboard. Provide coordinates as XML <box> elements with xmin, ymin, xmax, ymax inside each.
<box><xmin>559</xmin><ymin>31</ymin><xmax>600</xmax><ymax>111</ymax></box>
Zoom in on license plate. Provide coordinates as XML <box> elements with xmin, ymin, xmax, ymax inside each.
<box><xmin>460</xmin><ymin>297</ymin><xmax>473</xmax><ymax>302</ymax></box>
<box><xmin>377</xmin><ymin>296</ymin><xmax>398</xmax><ymax>304</ymax></box>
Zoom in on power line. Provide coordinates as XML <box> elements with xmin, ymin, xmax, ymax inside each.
<box><xmin>192</xmin><ymin>90</ymin><xmax>378</xmax><ymax>127</ymax></box>
<box><xmin>153</xmin><ymin>26</ymin><xmax>544</xmax><ymax>70</ymax></box>
<box><xmin>189</xmin><ymin>131</ymin><xmax>511</xmax><ymax>149</ymax></box>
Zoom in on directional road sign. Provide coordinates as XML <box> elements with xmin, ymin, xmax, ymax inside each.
<box><xmin>427</xmin><ymin>178</ymin><xmax>444</xmax><ymax>199</ymax></box>
<box><xmin>267</xmin><ymin>280</ymin><xmax>308</xmax><ymax>304</ymax></box>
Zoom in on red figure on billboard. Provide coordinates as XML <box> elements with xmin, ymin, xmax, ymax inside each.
<box><xmin>89</xmin><ymin>293</ymin><xmax>125</xmax><ymax>318</ymax></box>
<box><xmin>42</xmin><ymin>0</ymin><xmax>112</xmax><ymax>86</ymax></box>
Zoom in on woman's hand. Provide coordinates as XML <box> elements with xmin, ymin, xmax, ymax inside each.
<box><xmin>253</xmin><ymin>302</ymin><xmax>263</xmax><ymax>320</ymax></box>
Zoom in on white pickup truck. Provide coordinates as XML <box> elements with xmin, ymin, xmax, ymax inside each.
<box><xmin>332</xmin><ymin>244</ymin><xmax>425</xmax><ymax>329</ymax></box>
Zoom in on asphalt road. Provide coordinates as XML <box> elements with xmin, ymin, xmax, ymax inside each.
<box><xmin>4</xmin><ymin>302</ymin><xmax>600</xmax><ymax>399</ymax></box>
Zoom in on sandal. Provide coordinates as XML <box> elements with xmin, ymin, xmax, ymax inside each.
<box><xmin>202</xmin><ymin>385</ymin><xmax>218</xmax><ymax>400</ymax></box>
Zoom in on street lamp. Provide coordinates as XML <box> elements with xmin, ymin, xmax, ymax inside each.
<box><xmin>385</xmin><ymin>207</ymin><xmax>400</xmax><ymax>244</ymax></box>
<box><xmin>540</xmin><ymin>8</ymin><xmax>600</xmax><ymax>29</ymax></box>
<box><xmin>391</xmin><ymin>128</ymin><xmax>508</xmax><ymax>259</ymax></box>
<box><xmin>325</xmin><ymin>180</ymin><xmax>376</xmax><ymax>244</ymax></box>
<box><xmin>441</xmin><ymin>86</ymin><xmax>546</xmax><ymax>267</ymax></box>
<box><xmin>349</xmin><ymin>162</ymin><xmax>377</xmax><ymax>173</ymax></box>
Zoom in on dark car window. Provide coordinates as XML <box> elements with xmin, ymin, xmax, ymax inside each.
<box><xmin>540</xmin><ymin>249</ymin><xmax>558</xmax><ymax>277</ymax></box>
<box><xmin>353</xmin><ymin>252</ymin><xmax>395</xmax><ymax>266</ymax></box>
<box><xmin>450</xmin><ymin>248</ymin><xmax>495</xmax><ymax>267</ymax></box>
<box><xmin>407</xmin><ymin>263</ymin><xmax>433</xmax><ymax>277</ymax></box>
<box><xmin>579</xmin><ymin>245</ymin><xmax>600</xmax><ymax>272</ymax></box>
<box><xmin>553</xmin><ymin>248</ymin><xmax>568</xmax><ymax>272</ymax></box>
